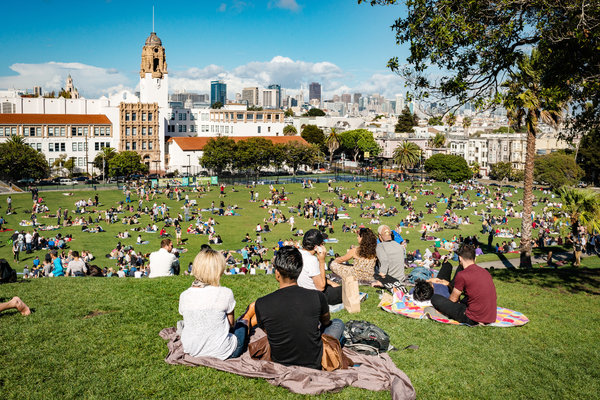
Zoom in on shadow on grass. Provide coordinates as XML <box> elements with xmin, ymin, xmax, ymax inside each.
<box><xmin>490</xmin><ymin>266</ymin><xmax>600</xmax><ymax>295</ymax></box>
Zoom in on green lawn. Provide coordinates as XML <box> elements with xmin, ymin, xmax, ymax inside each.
<box><xmin>0</xmin><ymin>181</ymin><xmax>599</xmax><ymax>399</ymax></box>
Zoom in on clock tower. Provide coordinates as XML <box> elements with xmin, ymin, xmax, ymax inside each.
<box><xmin>139</xmin><ymin>32</ymin><xmax>168</xmax><ymax>108</ymax></box>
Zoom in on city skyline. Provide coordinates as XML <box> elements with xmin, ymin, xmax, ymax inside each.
<box><xmin>0</xmin><ymin>0</ymin><xmax>409</xmax><ymax>100</ymax></box>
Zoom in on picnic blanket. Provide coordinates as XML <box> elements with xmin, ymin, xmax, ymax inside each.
<box><xmin>159</xmin><ymin>327</ymin><xmax>415</xmax><ymax>400</ymax></box>
<box><xmin>380</xmin><ymin>289</ymin><xmax>529</xmax><ymax>327</ymax></box>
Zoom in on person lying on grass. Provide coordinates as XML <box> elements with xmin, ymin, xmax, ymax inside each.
<box><xmin>243</xmin><ymin>246</ymin><xmax>345</xmax><ymax>370</ymax></box>
<box><xmin>427</xmin><ymin>244</ymin><xmax>497</xmax><ymax>325</ymax></box>
<box><xmin>178</xmin><ymin>247</ymin><xmax>248</xmax><ymax>360</ymax></box>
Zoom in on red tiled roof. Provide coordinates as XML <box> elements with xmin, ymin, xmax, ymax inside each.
<box><xmin>0</xmin><ymin>114</ymin><xmax>111</xmax><ymax>125</ymax></box>
<box><xmin>168</xmin><ymin>136</ymin><xmax>309</xmax><ymax>151</ymax></box>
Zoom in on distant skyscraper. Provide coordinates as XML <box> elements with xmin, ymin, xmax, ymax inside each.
<box><xmin>33</xmin><ymin>86</ymin><xmax>42</xmax><ymax>97</ymax></box>
<box><xmin>332</xmin><ymin>94</ymin><xmax>340</xmax><ymax>102</ymax></box>
<box><xmin>309</xmin><ymin>82</ymin><xmax>321</xmax><ymax>103</ymax></box>
<box><xmin>242</xmin><ymin>87</ymin><xmax>259</xmax><ymax>106</ymax></box>
<box><xmin>353</xmin><ymin>93</ymin><xmax>361</xmax><ymax>104</ymax></box>
<box><xmin>341</xmin><ymin>93</ymin><xmax>351</xmax><ymax>104</ymax></box>
<box><xmin>267</xmin><ymin>84</ymin><xmax>282</xmax><ymax>109</ymax></box>
<box><xmin>395</xmin><ymin>94</ymin><xmax>405</xmax><ymax>114</ymax></box>
<box><xmin>210</xmin><ymin>80</ymin><xmax>226</xmax><ymax>106</ymax></box>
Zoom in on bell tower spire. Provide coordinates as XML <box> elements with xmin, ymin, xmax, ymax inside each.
<box><xmin>139</xmin><ymin>29</ymin><xmax>168</xmax><ymax>108</ymax></box>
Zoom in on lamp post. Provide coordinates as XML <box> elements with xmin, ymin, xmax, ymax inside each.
<box><xmin>187</xmin><ymin>154</ymin><xmax>191</xmax><ymax>177</ymax></box>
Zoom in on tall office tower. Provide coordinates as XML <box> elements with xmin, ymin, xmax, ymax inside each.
<box><xmin>341</xmin><ymin>93</ymin><xmax>351</xmax><ymax>104</ymax></box>
<box><xmin>353</xmin><ymin>93</ymin><xmax>361</xmax><ymax>104</ymax></box>
<box><xmin>241</xmin><ymin>87</ymin><xmax>259</xmax><ymax>106</ymax></box>
<box><xmin>309</xmin><ymin>82</ymin><xmax>321</xmax><ymax>103</ymax></box>
<box><xmin>261</xmin><ymin>89</ymin><xmax>279</xmax><ymax>109</ymax></box>
<box><xmin>210</xmin><ymin>80</ymin><xmax>227</xmax><ymax>106</ymax></box>
<box><xmin>33</xmin><ymin>86</ymin><xmax>42</xmax><ymax>97</ymax></box>
<box><xmin>395</xmin><ymin>94</ymin><xmax>405</xmax><ymax>114</ymax></box>
<box><xmin>267</xmin><ymin>84</ymin><xmax>282</xmax><ymax>109</ymax></box>
<box><xmin>332</xmin><ymin>94</ymin><xmax>340</xmax><ymax>102</ymax></box>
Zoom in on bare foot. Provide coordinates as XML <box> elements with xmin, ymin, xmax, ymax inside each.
<box><xmin>11</xmin><ymin>296</ymin><xmax>31</xmax><ymax>316</ymax></box>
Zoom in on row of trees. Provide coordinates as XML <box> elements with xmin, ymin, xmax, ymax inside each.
<box><xmin>200</xmin><ymin>137</ymin><xmax>320</xmax><ymax>177</ymax></box>
<box><xmin>0</xmin><ymin>136</ymin><xmax>148</xmax><ymax>183</ymax></box>
<box><xmin>298</xmin><ymin>126</ymin><xmax>381</xmax><ymax>163</ymax></box>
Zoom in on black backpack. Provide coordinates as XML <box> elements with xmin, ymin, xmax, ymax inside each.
<box><xmin>343</xmin><ymin>320</ymin><xmax>392</xmax><ymax>355</ymax></box>
<box><xmin>0</xmin><ymin>259</ymin><xmax>17</xmax><ymax>284</ymax></box>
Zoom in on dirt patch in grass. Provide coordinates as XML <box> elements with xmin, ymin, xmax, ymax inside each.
<box><xmin>83</xmin><ymin>309</ymin><xmax>117</xmax><ymax>319</ymax></box>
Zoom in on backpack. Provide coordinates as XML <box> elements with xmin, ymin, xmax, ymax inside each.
<box><xmin>343</xmin><ymin>320</ymin><xmax>392</xmax><ymax>356</ymax></box>
<box><xmin>408</xmin><ymin>267</ymin><xmax>433</xmax><ymax>284</ymax></box>
<box><xmin>0</xmin><ymin>259</ymin><xmax>17</xmax><ymax>284</ymax></box>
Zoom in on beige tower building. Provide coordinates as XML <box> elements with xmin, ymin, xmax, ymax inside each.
<box><xmin>139</xmin><ymin>32</ymin><xmax>168</xmax><ymax>109</ymax></box>
<box><xmin>65</xmin><ymin>74</ymin><xmax>79</xmax><ymax>99</ymax></box>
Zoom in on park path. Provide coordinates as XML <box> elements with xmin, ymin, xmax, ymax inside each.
<box><xmin>478</xmin><ymin>251</ymin><xmax>595</xmax><ymax>269</ymax></box>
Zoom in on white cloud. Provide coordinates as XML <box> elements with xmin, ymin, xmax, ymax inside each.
<box><xmin>0</xmin><ymin>58</ymin><xmax>406</xmax><ymax>102</ymax></box>
<box><xmin>217</xmin><ymin>3</ymin><xmax>227</xmax><ymax>12</ymax></box>
<box><xmin>268</xmin><ymin>0</ymin><xmax>301</xmax><ymax>12</ymax></box>
<box><xmin>0</xmin><ymin>62</ymin><xmax>132</xmax><ymax>98</ymax></box>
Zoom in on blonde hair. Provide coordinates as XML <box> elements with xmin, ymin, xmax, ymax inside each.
<box><xmin>191</xmin><ymin>249</ymin><xmax>226</xmax><ymax>286</ymax></box>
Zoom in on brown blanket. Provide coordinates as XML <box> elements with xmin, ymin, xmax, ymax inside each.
<box><xmin>159</xmin><ymin>327</ymin><xmax>416</xmax><ymax>400</ymax></box>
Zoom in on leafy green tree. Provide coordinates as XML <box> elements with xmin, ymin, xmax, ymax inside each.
<box><xmin>211</xmin><ymin>101</ymin><xmax>223</xmax><ymax>109</ymax></box>
<box><xmin>0</xmin><ymin>135</ymin><xmax>49</xmax><ymax>182</ymax></box>
<box><xmin>424</xmin><ymin>154</ymin><xmax>472</xmax><ymax>182</ymax></box>
<box><xmin>489</xmin><ymin>162</ymin><xmax>513</xmax><ymax>182</ymax></box>
<box><xmin>301</xmin><ymin>125</ymin><xmax>326</xmax><ymax>149</ymax></box>
<box><xmin>304</xmin><ymin>108</ymin><xmax>326</xmax><ymax>117</ymax></box>
<box><xmin>326</xmin><ymin>128</ymin><xmax>340</xmax><ymax>167</ymax></box>
<box><xmin>469</xmin><ymin>161</ymin><xmax>480</xmax><ymax>177</ymax></box>
<box><xmin>534</xmin><ymin>153</ymin><xmax>584</xmax><ymax>190</ymax></box>
<box><xmin>393</xmin><ymin>141</ymin><xmax>421</xmax><ymax>177</ymax></box>
<box><xmin>247</xmin><ymin>106</ymin><xmax>263</xmax><ymax>111</ymax></box>
<box><xmin>339</xmin><ymin>129</ymin><xmax>381</xmax><ymax>162</ymax></box>
<box><xmin>428</xmin><ymin>132</ymin><xmax>446</xmax><ymax>148</ymax></box>
<box><xmin>64</xmin><ymin>158</ymin><xmax>76</xmax><ymax>178</ymax></box>
<box><xmin>93</xmin><ymin>147</ymin><xmax>117</xmax><ymax>178</ymax></box>
<box><xmin>281</xmin><ymin>141</ymin><xmax>318</xmax><ymax>175</ymax></box>
<box><xmin>58</xmin><ymin>89</ymin><xmax>71</xmax><ymax>99</ymax></box>
<box><xmin>503</xmin><ymin>50</ymin><xmax>567</xmax><ymax>268</ymax></box>
<box><xmin>428</xmin><ymin>116</ymin><xmax>443</xmax><ymax>126</ymax></box>
<box><xmin>395</xmin><ymin>106</ymin><xmax>417</xmax><ymax>133</ymax></box>
<box><xmin>283</xmin><ymin>125</ymin><xmax>297</xmax><ymax>136</ymax></box>
<box><xmin>233</xmin><ymin>138</ymin><xmax>274</xmax><ymax>178</ymax></box>
<box><xmin>284</xmin><ymin>108</ymin><xmax>295</xmax><ymax>117</ymax></box>
<box><xmin>577</xmin><ymin>129</ymin><xmax>600</xmax><ymax>185</ymax></box>
<box><xmin>511</xmin><ymin>170</ymin><xmax>524</xmax><ymax>182</ymax></box>
<box><xmin>555</xmin><ymin>187</ymin><xmax>600</xmax><ymax>237</ymax></box>
<box><xmin>200</xmin><ymin>137</ymin><xmax>237</xmax><ymax>176</ymax></box>
<box><xmin>361</xmin><ymin>0</ymin><xmax>599</xmax><ymax>135</ymax></box>
<box><xmin>108</xmin><ymin>151</ymin><xmax>148</xmax><ymax>177</ymax></box>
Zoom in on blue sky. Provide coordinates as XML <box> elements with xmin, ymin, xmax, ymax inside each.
<box><xmin>0</xmin><ymin>0</ymin><xmax>409</xmax><ymax>99</ymax></box>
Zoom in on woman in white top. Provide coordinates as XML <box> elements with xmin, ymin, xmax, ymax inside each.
<box><xmin>178</xmin><ymin>248</ymin><xmax>247</xmax><ymax>359</ymax></box>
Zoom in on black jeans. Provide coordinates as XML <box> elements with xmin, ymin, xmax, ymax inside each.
<box><xmin>323</xmin><ymin>284</ymin><xmax>343</xmax><ymax>305</ymax></box>
<box><xmin>431</xmin><ymin>295</ymin><xmax>477</xmax><ymax>325</ymax></box>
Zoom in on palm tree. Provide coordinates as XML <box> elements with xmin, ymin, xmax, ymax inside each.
<box><xmin>52</xmin><ymin>154</ymin><xmax>68</xmax><ymax>177</ymax></box>
<box><xmin>93</xmin><ymin>147</ymin><xmax>117</xmax><ymax>178</ymax></box>
<box><xmin>428</xmin><ymin>132</ymin><xmax>446</xmax><ymax>148</ymax></box>
<box><xmin>7</xmin><ymin>135</ymin><xmax>25</xmax><ymax>145</ymax></box>
<box><xmin>503</xmin><ymin>49</ymin><xmax>568</xmax><ymax>268</ymax></box>
<box><xmin>445</xmin><ymin>112</ymin><xmax>457</xmax><ymax>128</ymax></box>
<box><xmin>326</xmin><ymin>128</ymin><xmax>340</xmax><ymax>170</ymax></box>
<box><xmin>393</xmin><ymin>141</ymin><xmax>421</xmax><ymax>179</ymax></box>
<box><xmin>283</xmin><ymin>125</ymin><xmax>297</xmax><ymax>136</ymax></box>
<box><xmin>462</xmin><ymin>116</ymin><xmax>472</xmax><ymax>136</ymax></box>
<box><xmin>555</xmin><ymin>186</ymin><xmax>600</xmax><ymax>237</ymax></box>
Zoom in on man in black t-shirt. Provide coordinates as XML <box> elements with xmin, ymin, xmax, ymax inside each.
<box><xmin>255</xmin><ymin>246</ymin><xmax>345</xmax><ymax>369</ymax></box>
